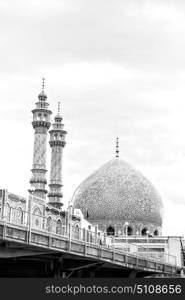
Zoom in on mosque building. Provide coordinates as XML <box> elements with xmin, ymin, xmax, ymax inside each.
<box><xmin>72</xmin><ymin>137</ymin><xmax>163</xmax><ymax>238</ymax></box>
<box><xmin>0</xmin><ymin>80</ymin><xmax>184</xmax><ymax>272</ymax></box>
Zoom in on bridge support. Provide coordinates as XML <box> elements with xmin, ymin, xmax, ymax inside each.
<box><xmin>76</xmin><ymin>270</ymin><xmax>82</xmax><ymax>278</ymax></box>
<box><xmin>54</xmin><ymin>256</ymin><xmax>64</xmax><ymax>279</ymax></box>
<box><xmin>181</xmin><ymin>268</ymin><xmax>185</xmax><ymax>278</ymax></box>
<box><xmin>129</xmin><ymin>270</ymin><xmax>137</xmax><ymax>279</ymax></box>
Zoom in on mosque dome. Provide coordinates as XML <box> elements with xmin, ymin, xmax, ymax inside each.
<box><xmin>72</xmin><ymin>158</ymin><xmax>163</xmax><ymax>227</ymax></box>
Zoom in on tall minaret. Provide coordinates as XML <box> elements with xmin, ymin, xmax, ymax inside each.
<box><xmin>48</xmin><ymin>102</ymin><xmax>67</xmax><ymax>208</ymax></box>
<box><xmin>29</xmin><ymin>79</ymin><xmax>52</xmax><ymax>199</ymax></box>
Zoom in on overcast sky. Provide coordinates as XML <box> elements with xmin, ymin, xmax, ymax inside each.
<box><xmin>0</xmin><ymin>0</ymin><xmax>185</xmax><ymax>235</ymax></box>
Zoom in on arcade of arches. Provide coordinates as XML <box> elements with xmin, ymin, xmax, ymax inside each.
<box><xmin>106</xmin><ymin>225</ymin><xmax>159</xmax><ymax>237</ymax></box>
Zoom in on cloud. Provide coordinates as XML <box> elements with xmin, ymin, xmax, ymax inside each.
<box><xmin>0</xmin><ymin>0</ymin><xmax>185</xmax><ymax>235</ymax></box>
<box><xmin>1</xmin><ymin>0</ymin><xmax>185</xmax><ymax>74</ymax></box>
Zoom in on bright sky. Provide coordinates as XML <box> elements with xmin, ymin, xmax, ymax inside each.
<box><xmin>0</xmin><ymin>0</ymin><xmax>185</xmax><ymax>236</ymax></box>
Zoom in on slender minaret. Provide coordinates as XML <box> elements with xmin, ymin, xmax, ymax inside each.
<box><xmin>29</xmin><ymin>79</ymin><xmax>52</xmax><ymax>199</ymax></box>
<box><xmin>48</xmin><ymin>102</ymin><xmax>67</xmax><ymax>208</ymax></box>
<box><xmin>116</xmin><ymin>137</ymin><xmax>119</xmax><ymax>158</ymax></box>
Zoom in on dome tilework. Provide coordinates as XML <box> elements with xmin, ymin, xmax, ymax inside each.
<box><xmin>72</xmin><ymin>158</ymin><xmax>163</xmax><ymax>226</ymax></box>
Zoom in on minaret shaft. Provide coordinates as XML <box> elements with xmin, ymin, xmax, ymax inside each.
<box><xmin>32</xmin><ymin>128</ymin><xmax>47</xmax><ymax>169</ymax></box>
<box><xmin>29</xmin><ymin>80</ymin><xmax>52</xmax><ymax>199</ymax></box>
<box><xmin>48</xmin><ymin>103</ymin><xmax>67</xmax><ymax>208</ymax></box>
<box><xmin>50</xmin><ymin>146</ymin><xmax>63</xmax><ymax>184</ymax></box>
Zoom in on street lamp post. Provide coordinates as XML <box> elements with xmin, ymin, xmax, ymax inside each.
<box><xmin>67</xmin><ymin>201</ymin><xmax>73</xmax><ymax>252</ymax></box>
<box><xmin>146</xmin><ymin>230</ymin><xmax>149</xmax><ymax>259</ymax></box>
<box><xmin>125</xmin><ymin>222</ymin><xmax>129</xmax><ymax>252</ymax></box>
<box><xmin>28</xmin><ymin>188</ymin><xmax>35</xmax><ymax>243</ymax></box>
<box><xmin>67</xmin><ymin>201</ymin><xmax>73</xmax><ymax>235</ymax></box>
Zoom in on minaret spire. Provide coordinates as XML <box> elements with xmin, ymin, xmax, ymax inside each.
<box><xmin>57</xmin><ymin>101</ymin><xmax>61</xmax><ymax>115</ymax></box>
<box><xmin>42</xmin><ymin>77</ymin><xmax>45</xmax><ymax>92</ymax></box>
<box><xmin>116</xmin><ymin>137</ymin><xmax>119</xmax><ymax>158</ymax></box>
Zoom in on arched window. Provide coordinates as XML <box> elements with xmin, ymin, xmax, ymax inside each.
<box><xmin>56</xmin><ymin>219</ymin><xmax>62</xmax><ymax>235</ymax></box>
<box><xmin>6</xmin><ymin>203</ymin><xmax>11</xmax><ymax>222</ymax></box>
<box><xmin>46</xmin><ymin>217</ymin><xmax>52</xmax><ymax>232</ymax></box>
<box><xmin>75</xmin><ymin>225</ymin><xmax>80</xmax><ymax>240</ymax></box>
<box><xmin>16</xmin><ymin>207</ymin><xmax>23</xmax><ymax>224</ymax></box>
<box><xmin>38</xmin><ymin>113</ymin><xmax>42</xmax><ymax>120</ymax></box>
<box><xmin>82</xmin><ymin>228</ymin><xmax>86</xmax><ymax>241</ymax></box>
<box><xmin>117</xmin><ymin>229</ymin><xmax>122</xmax><ymax>235</ymax></box>
<box><xmin>154</xmin><ymin>229</ymin><xmax>159</xmax><ymax>236</ymax></box>
<box><xmin>107</xmin><ymin>226</ymin><xmax>115</xmax><ymax>236</ymax></box>
<box><xmin>141</xmin><ymin>227</ymin><xmax>148</xmax><ymax>236</ymax></box>
<box><xmin>127</xmin><ymin>226</ymin><xmax>133</xmax><ymax>236</ymax></box>
<box><xmin>32</xmin><ymin>207</ymin><xmax>42</xmax><ymax>230</ymax></box>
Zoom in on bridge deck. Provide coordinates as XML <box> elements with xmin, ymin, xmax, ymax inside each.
<box><xmin>0</xmin><ymin>220</ymin><xmax>181</xmax><ymax>278</ymax></box>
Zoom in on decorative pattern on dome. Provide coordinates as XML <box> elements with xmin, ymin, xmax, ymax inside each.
<box><xmin>72</xmin><ymin>158</ymin><xmax>163</xmax><ymax>226</ymax></box>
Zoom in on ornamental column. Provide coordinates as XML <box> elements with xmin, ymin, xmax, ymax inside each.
<box><xmin>29</xmin><ymin>79</ymin><xmax>52</xmax><ymax>199</ymax></box>
<box><xmin>48</xmin><ymin>102</ymin><xmax>67</xmax><ymax>208</ymax></box>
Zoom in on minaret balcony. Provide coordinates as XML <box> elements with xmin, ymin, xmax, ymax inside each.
<box><xmin>32</xmin><ymin>120</ymin><xmax>51</xmax><ymax>129</ymax></box>
<box><xmin>32</xmin><ymin>108</ymin><xmax>52</xmax><ymax>114</ymax></box>
<box><xmin>30</xmin><ymin>178</ymin><xmax>47</xmax><ymax>184</ymax></box>
<box><xmin>48</xmin><ymin>192</ymin><xmax>63</xmax><ymax>198</ymax></box>
<box><xmin>49</xmin><ymin>182</ymin><xmax>63</xmax><ymax>188</ymax></box>
<box><xmin>49</xmin><ymin>140</ymin><xmax>66</xmax><ymax>147</ymax></box>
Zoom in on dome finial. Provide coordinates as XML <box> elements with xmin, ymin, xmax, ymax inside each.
<box><xmin>57</xmin><ymin>101</ymin><xmax>61</xmax><ymax>115</ymax></box>
<box><xmin>42</xmin><ymin>77</ymin><xmax>45</xmax><ymax>92</ymax></box>
<box><xmin>116</xmin><ymin>137</ymin><xmax>119</xmax><ymax>158</ymax></box>
<box><xmin>54</xmin><ymin>101</ymin><xmax>63</xmax><ymax>122</ymax></box>
<box><xmin>38</xmin><ymin>77</ymin><xmax>47</xmax><ymax>100</ymax></box>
